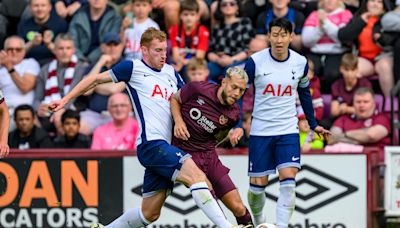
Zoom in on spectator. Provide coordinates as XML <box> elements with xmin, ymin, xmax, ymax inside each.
<box><xmin>338</xmin><ymin>0</ymin><xmax>393</xmax><ymax>99</ymax></box>
<box><xmin>168</xmin><ymin>0</ymin><xmax>209</xmax><ymax>74</ymax></box>
<box><xmin>330</xmin><ymin>53</ymin><xmax>372</xmax><ymax>119</ymax></box>
<box><xmin>328</xmin><ymin>87</ymin><xmax>390</xmax><ymax>161</ymax></box>
<box><xmin>298</xmin><ymin>114</ymin><xmax>324</xmax><ymax>152</ymax></box>
<box><xmin>17</xmin><ymin>0</ymin><xmax>68</xmax><ymax>65</ymax></box>
<box><xmin>79</xmin><ymin>32</ymin><xmax>125</xmax><ymax>134</ymax></box>
<box><xmin>34</xmin><ymin>33</ymin><xmax>88</xmax><ymax>135</ymax></box>
<box><xmin>255</xmin><ymin>0</ymin><xmax>305</xmax><ymax>51</ymax></box>
<box><xmin>0</xmin><ymin>36</ymin><xmax>40</xmax><ymax>131</ymax></box>
<box><xmin>55</xmin><ymin>0</ymin><xmax>86</xmax><ymax>20</ymax></box>
<box><xmin>69</xmin><ymin>0</ymin><xmax>121</xmax><ymax>63</ymax></box>
<box><xmin>0</xmin><ymin>89</ymin><xmax>10</xmax><ymax>157</ymax></box>
<box><xmin>120</xmin><ymin>0</ymin><xmax>159</xmax><ymax>60</ymax></box>
<box><xmin>302</xmin><ymin>0</ymin><xmax>352</xmax><ymax>92</ymax></box>
<box><xmin>186</xmin><ymin>57</ymin><xmax>209</xmax><ymax>82</ymax></box>
<box><xmin>54</xmin><ymin>109</ymin><xmax>91</xmax><ymax>148</ymax></box>
<box><xmin>207</xmin><ymin>0</ymin><xmax>255</xmax><ymax>83</ymax></box>
<box><xmin>8</xmin><ymin>104</ymin><xmax>53</xmax><ymax>149</ymax></box>
<box><xmin>91</xmin><ymin>93</ymin><xmax>139</xmax><ymax>150</ymax></box>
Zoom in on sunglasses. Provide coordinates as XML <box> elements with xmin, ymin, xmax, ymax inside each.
<box><xmin>6</xmin><ymin>47</ymin><xmax>24</xmax><ymax>53</ymax></box>
<box><xmin>221</xmin><ymin>1</ymin><xmax>237</xmax><ymax>7</ymax></box>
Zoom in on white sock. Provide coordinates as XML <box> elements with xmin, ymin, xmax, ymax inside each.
<box><xmin>106</xmin><ymin>207</ymin><xmax>150</xmax><ymax>228</ymax></box>
<box><xmin>190</xmin><ymin>182</ymin><xmax>232</xmax><ymax>227</ymax></box>
<box><xmin>276</xmin><ymin>178</ymin><xmax>296</xmax><ymax>228</ymax></box>
<box><xmin>247</xmin><ymin>184</ymin><xmax>267</xmax><ymax>226</ymax></box>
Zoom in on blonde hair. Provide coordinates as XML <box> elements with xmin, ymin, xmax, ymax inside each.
<box><xmin>140</xmin><ymin>27</ymin><xmax>167</xmax><ymax>47</ymax></box>
<box><xmin>187</xmin><ymin>58</ymin><xmax>208</xmax><ymax>71</ymax></box>
<box><xmin>225</xmin><ymin>66</ymin><xmax>249</xmax><ymax>83</ymax></box>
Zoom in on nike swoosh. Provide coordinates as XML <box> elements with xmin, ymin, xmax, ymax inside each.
<box><xmin>263</xmin><ymin>73</ymin><xmax>272</xmax><ymax>76</ymax></box>
<box><xmin>292</xmin><ymin>156</ymin><xmax>300</xmax><ymax>161</ymax></box>
<box><xmin>144</xmin><ymin>74</ymin><xmax>151</xmax><ymax>77</ymax></box>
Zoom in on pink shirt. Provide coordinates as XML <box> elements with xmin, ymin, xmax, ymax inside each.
<box><xmin>91</xmin><ymin>118</ymin><xmax>139</xmax><ymax>150</ymax></box>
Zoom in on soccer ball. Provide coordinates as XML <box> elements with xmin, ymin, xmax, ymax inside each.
<box><xmin>89</xmin><ymin>223</ymin><xmax>105</xmax><ymax>228</ymax></box>
<box><xmin>256</xmin><ymin>223</ymin><xmax>277</xmax><ymax>228</ymax></box>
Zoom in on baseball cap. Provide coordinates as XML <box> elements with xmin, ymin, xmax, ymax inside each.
<box><xmin>101</xmin><ymin>32</ymin><xmax>121</xmax><ymax>44</ymax></box>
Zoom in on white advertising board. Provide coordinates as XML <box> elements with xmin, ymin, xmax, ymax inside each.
<box><xmin>124</xmin><ymin>154</ymin><xmax>366</xmax><ymax>227</ymax></box>
<box><xmin>385</xmin><ymin>147</ymin><xmax>400</xmax><ymax>216</ymax></box>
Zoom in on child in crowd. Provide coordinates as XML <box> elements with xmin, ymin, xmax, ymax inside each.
<box><xmin>121</xmin><ymin>0</ymin><xmax>159</xmax><ymax>60</ymax></box>
<box><xmin>168</xmin><ymin>0</ymin><xmax>209</xmax><ymax>75</ymax></box>
<box><xmin>330</xmin><ymin>53</ymin><xmax>372</xmax><ymax>119</ymax></box>
<box><xmin>298</xmin><ymin>114</ymin><xmax>324</xmax><ymax>152</ymax></box>
<box><xmin>186</xmin><ymin>57</ymin><xmax>209</xmax><ymax>82</ymax></box>
<box><xmin>54</xmin><ymin>109</ymin><xmax>91</xmax><ymax>148</ymax></box>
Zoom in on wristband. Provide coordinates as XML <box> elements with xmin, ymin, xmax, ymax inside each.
<box><xmin>8</xmin><ymin>68</ymin><xmax>15</xmax><ymax>74</ymax></box>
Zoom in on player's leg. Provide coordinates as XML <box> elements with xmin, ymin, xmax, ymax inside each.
<box><xmin>177</xmin><ymin>158</ymin><xmax>233</xmax><ymax>227</ymax></box>
<box><xmin>206</xmin><ymin>153</ymin><xmax>253</xmax><ymax>225</ymax></box>
<box><xmin>248</xmin><ymin>135</ymin><xmax>276</xmax><ymax>225</ymax></box>
<box><xmin>106</xmin><ymin>190</ymin><xmax>167</xmax><ymax>227</ymax></box>
<box><xmin>275</xmin><ymin>134</ymin><xmax>301</xmax><ymax>228</ymax></box>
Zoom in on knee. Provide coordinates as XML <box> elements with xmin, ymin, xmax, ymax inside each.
<box><xmin>250</xmin><ymin>176</ymin><xmax>268</xmax><ymax>186</ymax></box>
<box><xmin>142</xmin><ymin>210</ymin><xmax>161</xmax><ymax>223</ymax></box>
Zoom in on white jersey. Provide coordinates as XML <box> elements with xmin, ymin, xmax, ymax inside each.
<box><xmin>0</xmin><ymin>89</ymin><xmax>4</xmax><ymax>104</ymax></box>
<box><xmin>245</xmin><ymin>48</ymin><xmax>309</xmax><ymax>136</ymax></box>
<box><xmin>124</xmin><ymin>19</ymin><xmax>160</xmax><ymax>60</ymax></box>
<box><xmin>109</xmin><ymin>59</ymin><xmax>184</xmax><ymax>146</ymax></box>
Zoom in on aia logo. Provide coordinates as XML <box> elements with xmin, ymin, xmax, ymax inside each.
<box><xmin>263</xmin><ymin>84</ymin><xmax>292</xmax><ymax>96</ymax></box>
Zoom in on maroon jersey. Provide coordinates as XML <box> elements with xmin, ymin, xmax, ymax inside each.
<box><xmin>331</xmin><ymin>78</ymin><xmax>372</xmax><ymax>105</ymax></box>
<box><xmin>172</xmin><ymin>81</ymin><xmax>240</xmax><ymax>152</ymax></box>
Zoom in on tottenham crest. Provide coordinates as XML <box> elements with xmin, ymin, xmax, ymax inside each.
<box><xmin>219</xmin><ymin>115</ymin><xmax>228</xmax><ymax>125</ymax></box>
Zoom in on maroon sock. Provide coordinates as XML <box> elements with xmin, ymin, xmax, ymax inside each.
<box><xmin>236</xmin><ymin>207</ymin><xmax>253</xmax><ymax>225</ymax></box>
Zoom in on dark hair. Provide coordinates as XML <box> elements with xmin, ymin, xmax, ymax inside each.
<box><xmin>355</xmin><ymin>0</ymin><xmax>392</xmax><ymax>17</ymax></box>
<box><xmin>268</xmin><ymin>18</ymin><xmax>293</xmax><ymax>34</ymax></box>
<box><xmin>61</xmin><ymin>109</ymin><xmax>80</xmax><ymax>124</ymax></box>
<box><xmin>214</xmin><ymin>0</ymin><xmax>240</xmax><ymax>22</ymax></box>
<box><xmin>180</xmin><ymin>0</ymin><xmax>199</xmax><ymax>13</ymax></box>
<box><xmin>14</xmin><ymin>104</ymin><xmax>34</xmax><ymax>120</ymax></box>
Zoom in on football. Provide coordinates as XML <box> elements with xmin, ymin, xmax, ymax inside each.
<box><xmin>256</xmin><ymin>223</ymin><xmax>277</xmax><ymax>228</ymax></box>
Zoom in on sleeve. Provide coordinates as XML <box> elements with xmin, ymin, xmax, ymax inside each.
<box><xmin>301</xmin><ymin>12</ymin><xmax>325</xmax><ymax>48</ymax></box>
<box><xmin>374</xmin><ymin>113</ymin><xmax>391</xmax><ymax>132</ymax></box>
<box><xmin>294</xmin><ymin>11</ymin><xmax>305</xmax><ymax>35</ymax></box>
<box><xmin>256</xmin><ymin>12</ymin><xmax>268</xmax><ymax>35</ymax></box>
<box><xmin>175</xmin><ymin>71</ymin><xmax>185</xmax><ymax>89</ymax></box>
<box><xmin>244</xmin><ymin>57</ymin><xmax>256</xmax><ymax>85</ymax></box>
<box><xmin>168</xmin><ymin>25</ymin><xmax>179</xmax><ymax>48</ymax></box>
<box><xmin>109</xmin><ymin>60</ymin><xmax>134</xmax><ymax>83</ymax></box>
<box><xmin>299</xmin><ymin>62</ymin><xmax>310</xmax><ymax>88</ymax></box>
<box><xmin>298</xmin><ymin>84</ymin><xmax>318</xmax><ymax>130</ymax></box>
<box><xmin>322</xmin><ymin>10</ymin><xmax>353</xmax><ymax>43</ymax></box>
<box><xmin>337</xmin><ymin>16</ymin><xmax>366</xmax><ymax>44</ymax></box>
<box><xmin>179</xmin><ymin>82</ymin><xmax>200</xmax><ymax>104</ymax></box>
<box><xmin>197</xmin><ymin>26</ymin><xmax>209</xmax><ymax>52</ymax></box>
<box><xmin>68</xmin><ymin>16</ymin><xmax>84</xmax><ymax>59</ymax></box>
<box><xmin>33</xmin><ymin>66</ymin><xmax>47</xmax><ymax>110</ymax></box>
<box><xmin>25</xmin><ymin>59</ymin><xmax>40</xmax><ymax>75</ymax></box>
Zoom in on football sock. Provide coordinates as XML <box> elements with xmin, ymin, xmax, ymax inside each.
<box><xmin>105</xmin><ymin>207</ymin><xmax>150</xmax><ymax>228</ymax></box>
<box><xmin>247</xmin><ymin>183</ymin><xmax>267</xmax><ymax>225</ymax></box>
<box><xmin>190</xmin><ymin>182</ymin><xmax>232</xmax><ymax>227</ymax></box>
<box><xmin>276</xmin><ymin>178</ymin><xmax>296</xmax><ymax>228</ymax></box>
<box><xmin>235</xmin><ymin>207</ymin><xmax>254</xmax><ymax>225</ymax></box>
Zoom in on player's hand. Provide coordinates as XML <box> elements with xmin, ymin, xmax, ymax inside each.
<box><xmin>229</xmin><ymin>128</ymin><xmax>243</xmax><ymax>147</ymax></box>
<box><xmin>0</xmin><ymin>142</ymin><xmax>9</xmax><ymax>158</ymax></box>
<box><xmin>174</xmin><ymin>121</ymin><xmax>190</xmax><ymax>141</ymax></box>
<box><xmin>314</xmin><ymin>126</ymin><xmax>331</xmax><ymax>140</ymax></box>
<box><xmin>48</xmin><ymin>99</ymin><xmax>67</xmax><ymax>113</ymax></box>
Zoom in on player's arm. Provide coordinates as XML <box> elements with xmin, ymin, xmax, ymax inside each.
<box><xmin>49</xmin><ymin>71</ymin><xmax>113</xmax><ymax>112</ymax></box>
<box><xmin>0</xmin><ymin>99</ymin><xmax>10</xmax><ymax>158</ymax></box>
<box><xmin>171</xmin><ymin>90</ymin><xmax>190</xmax><ymax>140</ymax></box>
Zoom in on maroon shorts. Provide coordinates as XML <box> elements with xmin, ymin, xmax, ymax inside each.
<box><xmin>190</xmin><ymin>151</ymin><xmax>236</xmax><ymax>199</ymax></box>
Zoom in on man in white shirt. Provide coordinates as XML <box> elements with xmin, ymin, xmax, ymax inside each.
<box><xmin>0</xmin><ymin>89</ymin><xmax>10</xmax><ymax>158</ymax></box>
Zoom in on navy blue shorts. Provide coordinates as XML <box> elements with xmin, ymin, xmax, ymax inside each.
<box><xmin>248</xmin><ymin>134</ymin><xmax>301</xmax><ymax>177</ymax></box>
<box><xmin>137</xmin><ymin>140</ymin><xmax>191</xmax><ymax>197</ymax></box>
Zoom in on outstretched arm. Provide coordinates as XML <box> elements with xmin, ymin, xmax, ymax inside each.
<box><xmin>49</xmin><ymin>71</ymin><xmax>113</xmax><ymax>112</ymax></box>
<box><xmin>0</xmin><ymin>101</ymin><xmax>10</xmax><ymax>158</ymax></box>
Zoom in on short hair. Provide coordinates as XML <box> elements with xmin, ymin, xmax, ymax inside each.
<box><xmin>14</xmin><ymin>104</ymin><xmax>34</xmax><ymax>120</ymax></box>
<box><xmin>225</xmin><ymin>66</ymin><xmax>248</xmax><ymax>83</ymax></box>
<box><xmin>132</xmin><ymin>0</ymin><xmax>151</xmax><ymax>3</ymax></box>
<box><xmin>4</xmin><ymin>35</ymin><xmax>25</xmax><ymax>49</ymax></box>
<box><xmin>268</xmin><ymin>18</ymin><xmax>293</xmax><ymax>34</ymax></box>
<box><xmin>354</xmin><ymin>87</ymin><xmax>375</xmax><ymax>97</ymax></box>
<box><xmin>61</xmin><ymin>109</ymin><xmax>80</xmax><ymax>124</ymax></box>
<box><xmin>340</xmin><ymin>53</ymin><xmax>358</xmax><ymax>70</ymax></box>
<box><xmin>54</xmin><ymin>33</ymin><xmax>74</xmax><ymax>47</ymax></box>
<box><xmin>140</xmin><ymin>27</ymin><xmax>167</xmax><ymax>47</ymax></box>
<box><xmin>187</xmin><ymin>58</ymin><xmax>207</xmax><ymax>71</ymax></box>
<box><xmin>180</xmin><ymin>0</ymin><xmax>199</xmax><ymax>13</ymax></box>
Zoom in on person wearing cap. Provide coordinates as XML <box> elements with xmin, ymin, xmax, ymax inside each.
<box><xmin>78</xmin><ymin>32</ymin><xmax>127</xmax><ymax>135</ymax></box>
<box><xmin>34</xmin><ymin>33</ymin><xmax>88</xmax><ymax>136</ymax></box>
<box><xmin>68</xmin><ymin>0</ymin><xmax>121</xmax><ymax>63</ymax></box>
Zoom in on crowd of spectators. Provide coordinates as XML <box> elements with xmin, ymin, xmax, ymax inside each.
<box><xmin>0</xmin><ymin>0</ymin><xmax>398</xmax><ymax>155</ymax></box>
